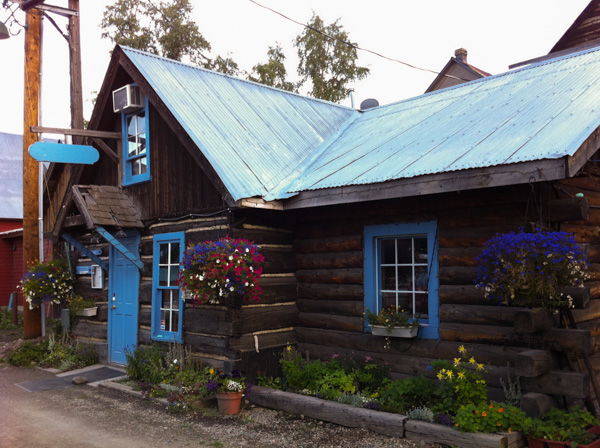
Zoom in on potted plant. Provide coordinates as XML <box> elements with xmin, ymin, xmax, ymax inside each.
<box><xmin>206</xmin><ymin>368</ymin><xmax>246</xmax><ymax>415</ymax></box>
<box><xmin>20</xmin><ymin>258</ymin><xmax>75</xmax><ymax>310</ymax></box>
<box><xmin>474</xmin><ymin>230</ymin><xmax>588</xmax><ymax>311</ymax></box>
<box><xmin>178</xmin><ymin>236</ymin><xmax>264</xmax><ymax>307</ymax></box>
<box><xmin>525</xmin><ymin>406</ymin><xmax>600</xmax><ymax>448</ymax></box>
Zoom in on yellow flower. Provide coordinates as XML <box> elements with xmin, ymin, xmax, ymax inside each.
<box><xmin>437</xmin><ymin>372</ymin><xmax>443</xmax><ymax>380</ymax></box>
<box><xmin>457</xmin><ymin>371</ymin><xmax>465</xmax><ymax>380</ymax></box>
<box><xmin>477</xmin><ymin>363</ymin><xmax>484</xmax><ymax>371</ymax></box>
<box><xmin>453</xmin><ymin>358</ymin><xmax>460</xmax><ymax>366</ymax></box>
<box><xmin>446</xmin><ymin>370</ymin><xmax>453</xmax><ymax>378</ymax></box>
<box><xmin>469</xmin><ymin>357</ymin><xmax>476</xmax><ymax>364</ymax></box>
<box><xmin>458</xmin><ymin>345</ymin><xmax>466</xmax><ymax>353</ymax></box>
<box><xmin>287</xmin><ymin>346</ymin><xmax>292</xmax><ymax>352</ymax></box>
<box><xmin>209</xmin><ymin>368</ymin><xmax>215</xmax><ymax>375</ymax></box>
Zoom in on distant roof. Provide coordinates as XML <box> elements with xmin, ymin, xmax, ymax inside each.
<box><xmin>425</xmin><ymin>48</ymin><xmax>491</xmax><ymax>93</ymax></box>
<box><xmin>122</xmin><ymin>47</ymin><xmax>354</xmax><ymax>201</ymax></box>
<box><xmin>0</xmin><ymin>133</ymin><xmax>22</xmax><ymax>219</ymax></box>
<box><xmin>551</xmin><ymin>0</ymin><xmax>600</xmax><ymax>54</ymax></box>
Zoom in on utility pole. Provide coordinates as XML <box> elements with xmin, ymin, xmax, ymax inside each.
<box><xmin>68</xmin><ymin>0</ymin><xmax>83</xmax><ymax>135</ymax></box>
<box><xmin>22</xmin><ymin>7</ymin><xmax>42</xmax><ymax>339</ymax></box>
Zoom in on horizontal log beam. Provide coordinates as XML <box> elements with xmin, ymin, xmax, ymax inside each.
<box><xmin>439</xmin><ymin>285</ymin><xmax>488</xmax><ymax>305</ymax></box>
<box><xmin>438</xmin><ymin>247</ymin><xmax>481</xmax><ymax>267</ymax></box>
<box><xmin>439</xmin><ymin>304</ymin><xmax>520</xmax><ymax>326</ymax></box>
<box><xmin>514</xmin><ymin>309</ymin><xmax>558</xmax><ymax>333</ymax></box>
<box><xmin>31</xmin><ymin>125</ymin><xmax>122</xmax><ymax>139</ymax></box>
<box><xmin>295</xmin><ymin>235</ymin><xmax>362</xmax><ymax>254</ymax></box>
<box><xmin>515</xmin><ymin>350</ymin><xmax>555</xmax><ymax>377</ymax></box>
<box><xmin>298</xmin><ymin>283</ymin><xmax>363</xmax><ymax>300</ymax></box>
<box><xmin>295</xmin><ymin>268</ymin><xmax>363</xmax><ymax>285</ymax></box>
<box><xmin>546</xmin><ymin>197</ymin><xmax>590</xmax><ymax>222</ymax></box>
<box><xmin>297</xmin><ymin>298</ymin><xmax>363</xmax><ymax>316</ymax></box>
<box><xmin>298</xmin><ymin>312</ymin><xmax>362</xmax><ymax>332</ymax></box>
<box><xmin>296</xmin><ymin>251</ymin><xmax>363</xmax><ymax>270</ymax></box>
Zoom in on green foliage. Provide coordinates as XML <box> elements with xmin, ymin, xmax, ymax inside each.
<box><xmin>407</xmin><ymin>406</ymin><xmax>435</xmax><ymax>423</ymax></box>
<box><xmin>294</xmin><ymin>14</ymin><xmax>369</xmax><ymax>103</ymax></box>
<box><xmin>44</xmin><ymin>332</ymin><xmax>98</xmax><ymax>370</ymax></box>
<box><xmin>7</xmin><ymin>340</ymin><xmax>49</xmax><ymax>366</ymax></box>
<box><xmin>500</xmin><ymin>364</ymin><xmax>521</xmax><ymax>407</ymax></box>
<box><xmin>454</xmin><ymin>403</ymin><xmax>531</xmax><ymax>434</ymax></box>
<box><xmin>125</xmin><ymin>344</ymin><xmax>166</xmax><ymax>383</ymax></box>
<box><xmin>0</xmin><ymin>308</ymin><xmax>22</xmax><ymax>330</ymax></box>
<box><xmin>101</xmin><ymin>0</ymin><xmax>239</xmax><ymax>75</ymax></box>
<box><xmin>256</xmin><ymin>374</ymin><xmax>282</xmax><ymax>389</ymax></box>
<box><xmin>336</xmin><ymin>393</ymin><xmax>368</xmax><ymax>408</ymax></box>
<box><xmin>527</xmin><ymin>406</ymin><xmax>600</xmax><ymax>444</ymax></box>
<box><xmin>378</xmin><ymin>375</ymin><xmax>434</xmax><ymax>414</ymax></box>
<box><xmin>249</xmin><ymin>44</ymin><xmax>297</xmax><ymax>92</ymax></box>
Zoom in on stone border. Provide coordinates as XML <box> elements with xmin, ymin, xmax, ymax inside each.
<box><xmin>247</xmin><ymin>386</ymin><xmax>525</xmax><ymax>448</ymax></box>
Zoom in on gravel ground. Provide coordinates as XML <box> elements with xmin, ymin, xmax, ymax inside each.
<box><xmin>0</xmin><ymin>332</ymin><xmax>443</xmax><ymax>448</ymax></box>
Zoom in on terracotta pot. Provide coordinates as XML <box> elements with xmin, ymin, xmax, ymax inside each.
<box><xmin>215</xmin><ymin>391</ymin><xmax>243</xmax><ymax>415</ymax></box>
<box><xmin>545</xmin><ymin>441</ymin><xmax>569</xmax><ymax>448</ymax></box>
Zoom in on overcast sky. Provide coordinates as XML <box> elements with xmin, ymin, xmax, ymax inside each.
<box><xmin>0</xmin><ymin>0</ymin><xmax>592</xmax><ymax>136</ymax></box>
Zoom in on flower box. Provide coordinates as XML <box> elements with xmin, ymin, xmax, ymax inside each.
<box><xmin>370</xmin><ymin>325</ymin><xmax>418</xmax><ymax>338</ymax></box>
<box><xmin>78</xmin><ymin>307</ymin><xmax>98</xmax><ymax>317</ymax></box>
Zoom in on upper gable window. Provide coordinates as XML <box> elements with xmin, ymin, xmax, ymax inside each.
<box><xmin>121</xmin><ymin>99</ymin><xmax>150</xmax><ymax>186</ymax></box>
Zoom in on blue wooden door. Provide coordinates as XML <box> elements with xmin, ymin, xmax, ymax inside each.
<box><xmin>108</xmin><ymin>233</ymin><xmax>140</xmax><ymax>364</ymax></box>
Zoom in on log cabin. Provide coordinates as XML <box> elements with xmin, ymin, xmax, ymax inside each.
<box><xmin>42</xmin><ymin>42</ymin><xmax>600</xmax><ymax>407</ymax></box>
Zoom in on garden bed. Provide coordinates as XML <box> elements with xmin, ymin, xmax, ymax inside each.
<box><xmin>247</xmin><ymin>386</ymin><xmax>525</xmax><ymax>448</ymax></box>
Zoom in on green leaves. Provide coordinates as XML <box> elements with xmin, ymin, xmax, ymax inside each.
<box><xmin>295</xmin><ymin>14</ymin><xmax>369</xmax><ymax>103</ymax></box>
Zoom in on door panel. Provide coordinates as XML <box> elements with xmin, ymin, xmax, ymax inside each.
<box><xmin>108</xmin><ymin>234</ymin><xmax>140</xmax><ymax>364</ymax></box>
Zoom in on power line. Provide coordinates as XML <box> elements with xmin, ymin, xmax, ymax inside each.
<box><xmin>248</xmin><ymin>0</ymin><xmax>471</xmax><ymax>82</ymax></box>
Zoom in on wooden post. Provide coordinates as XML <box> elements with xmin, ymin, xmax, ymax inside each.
<box><xmin>68</xmin><ymin>0</ymin><xmax>83</xmax><ymax>137</ymax></box>
<box><xmin>22</xmin><ymin>8</ymin><xmax>42</xmax><ymax>339</ymax></box>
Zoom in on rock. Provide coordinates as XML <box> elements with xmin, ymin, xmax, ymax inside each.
<box><xmin>72</xmin><ymin>376</ymin><xmax>88</xmax><ymax>385</ymax></box>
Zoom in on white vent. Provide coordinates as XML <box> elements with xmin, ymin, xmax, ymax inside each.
<box><xmin>112</xmin><ymin>84</ymin><xmax>145</xmax><ymax>113</ymax></box>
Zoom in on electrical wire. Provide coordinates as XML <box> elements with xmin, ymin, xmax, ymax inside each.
<box><xmin>248</xmin><ymin>0</ymin><xmax>471</xmax><ymax>82</ymax></box>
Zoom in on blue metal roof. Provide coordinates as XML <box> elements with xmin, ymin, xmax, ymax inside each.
<box><xmin>278</xmin><ymin>46</ymin><xmax>600</xmax><ymax>197</ymax></box>
<box><xmin>0</xmin><ymin>132</ymin><xmax>23</xmax><ymax>219</ymax></box>
<box><xmin>123</xmin><ymin>47</ymin><xmax>355</xmax><ymax>201</ymax></box>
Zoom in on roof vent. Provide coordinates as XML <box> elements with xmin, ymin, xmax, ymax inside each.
<box><xmin>360</xmin><ymin>98</ymin><xmax>379</xmax><ymax>110</ymax></box>
<box><xmin>112</xmin><ymin>84</ymin><xmax>145</xmax><ymax>114</ymax></box>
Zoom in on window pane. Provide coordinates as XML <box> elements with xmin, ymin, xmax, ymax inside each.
<box><xmin>415</xmin><ymin>267</ymin><xmax>429</xmax><ymax>291</ymax></box>
<box><xmin>414</xmin><ymin>237</ymin><xmax>428</xmax><ymax>263</ymax></box>
<box><xmin>381</xmin><ymin>266</ymin><xmax>396</xmax><ymax>290</ymax></box>
<box><xmin>171</xmin><ymin>243</ymin><xmax>180</xmax><ymax>260</ymax></box>
<box><xmin>161</xmin><ymin>290</ymin><xmax>172</xmax><ymax>309</ymax></box>
<box><xmin>160</xmin><ymin>309</ymin><xmax>170</xmax><ymax>331</ymax></box>
<box><xmin>139</xmin><ymin>156</ymin><xmax>147</xmax><ymax>174</ymax></box>
<box><xmin>396</xmin><ymin>266</ymin><xmax>413</xmax><ymax>291</ymax></box>
<box><xmin>396</xmin><ymin>293</ymin><xmax>412</xmax><ymax>312</ymax></box>
<box><xmin>171</xmin><ymin>311</ymin><xmax>178</xmax><ymax>332</ymax></box>
<box><xmin>396</xmin><ymin>238</ymin><xmax>413</xmax><ymax>263</ymax></box>
<box><xmin>169</xmin><ymin>266</ymin><xmax>178</xmax><ymax>286</ymax></box>
<box><xmin>415</xmin><ymin>292</ymin><xmax>429</xmax><ymax>316</ymax></box>
<box><xmin>381</xmin><ymin>292</ymin><xmax>396</xmax><ymax>310</ymax></box>
<box><xmin>380</xmin><ymin>239</ymin><xmax>396</xmax><ymax>264</ymax></box>
<box><xmin>159</xmin><ymin>266</ymin><xmax>169</xmax><ymax>286</ymax></box>
<box><xmin>128</xmin><ymin>139</ymin><xmax>138</xmax><ymax>157</ymax></box>
<box><xmin>159</xmin><ymin>243</ymin><xmax>170</xmax><ymax>264</ymax></box>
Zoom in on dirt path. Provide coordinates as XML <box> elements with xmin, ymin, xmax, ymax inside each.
<box><xmin>0</xmin><ymin>364</ymin><xmax>439</xmax><ymax>448</ymax></box>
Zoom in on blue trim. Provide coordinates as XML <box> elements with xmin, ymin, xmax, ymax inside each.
<box><xmin>151</xmin><ymin>232</ymin><xmax>185</xmax><ymax>343</ymax></box>
<box><xmin>122</xmin><ymin>96</ymin><xmax>151</xmax><ymax>186</ymax></box>
<box><xmin>363</xmin><ymin>221</ymin><xmax>439</xmax><ymax>340</ymax></box>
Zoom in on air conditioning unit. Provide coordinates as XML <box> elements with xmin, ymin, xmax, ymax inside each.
<box><xmin>112</xmin><ymin>84</ymin><xmax>145</xmax><ymax>113</ymax></box>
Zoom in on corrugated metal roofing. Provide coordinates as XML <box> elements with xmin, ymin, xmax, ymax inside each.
<box><xmin>123</xmin><ymin>47</ymin><xmax>355</xmax><ymax>201</ymax></box>
<box><xmin>279</xmin><ymin>46</ymin><xmax>600</xmax><ymax>197</ymax></box>
<box><xmin>0</xmin><ymin>132</ymin><xmax>23</xmax><ymax>219</ymax></box>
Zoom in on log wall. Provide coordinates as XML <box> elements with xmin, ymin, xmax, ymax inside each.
<box><xmin>290</xmin><ymin>179</ymin><xmax>600</xmax><ymax>400</ymax></box>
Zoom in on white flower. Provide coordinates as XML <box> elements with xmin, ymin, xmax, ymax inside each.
<box><xmin>229</xmin><ymin>256</ymin><xmax>233</xmax><ymax>261</ymax></box>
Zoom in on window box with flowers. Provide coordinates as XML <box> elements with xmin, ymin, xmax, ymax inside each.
<box><xmin>474</xmin><ymin>230</ymin><xmax>589</xmax><ymax>312</ymax></box>
<box><xmin>20</xmin><ymin>258</ymin><xmax>75</xmax><ymax>310</ymax></box>
<box><xmin>178</xmin><ymin>236</ymin><xmax>264</xmax><ymax>308</ymax></box>
<box><xmin>364</xmin><ymin>306</ymin><xmax>420</xmax><ymax>348</ymax></box>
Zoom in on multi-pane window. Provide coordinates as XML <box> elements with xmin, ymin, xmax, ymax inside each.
<box><xmin>152</xmin><ymin>232</ymin><xmax>184</xmax><ymax>342</ymax></box>
<box><xmin>364</xmin><ymin>222</ymin><xmax>439</xmax><ymax>339</ymax></box>
<box><xmin>122</xmin><ymin>100</ymin><xmax>150</xmax><ymax>185</ymax></box>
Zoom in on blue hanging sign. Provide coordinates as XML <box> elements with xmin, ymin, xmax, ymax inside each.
<box><xmin>28</xmin><ymin>142</ymin><xmax>99</xmax><ymax>164</ymax></box>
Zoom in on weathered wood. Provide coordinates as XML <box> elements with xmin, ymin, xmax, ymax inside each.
<box><xmin>439</xmin><ymin>304</ymin><xmax>520</xmax><ymax>326</ymax></box>
<box><xmin>588</xmin><ymin>263</ymin><xmax>600</xmax><ymax>281</ymax></box>
<box><xmin>560</xmin><ymin>224</ymin><xmax>600</xmax><ymax>243</ymax></box>
<box><xmin>438</xmin><ymin>225</ymin><xmax>522</xmax><ymax>248</ymax></box>
<box><xmin>295</xmin><ymin>268</ymin><xmax>363</xmax><ymax>285</ymax></box>
<box><xmin>259</xmin><ymin>276</ymin><xmax>298</xmax><ymax>304</ymax></box>
<box><xmin>294</xmin><ymin>235</ymin><xmax>363</xmax><ymax>254</ymax></box>
<box><xmin>72</xmin><ymin>320</ymin><xmax>107</xmax><ymax>339</ymax></box>
<box><xmin>30</xmin><ymin>125</ymin><xmax>122</xmax><ymax>139</ymax></box>
<box><xmin>231</xmin><ymin>227</ymin><xmax>293</xmax><ymax>245</ymax></box>
<box><xmin>184</xmin><ymin>333</ymin><xmax>236</xmax><ymax>357</ymax></box>
<box><xmin>546</xmin><ymin>197</ymin><xmax>590</xmax><ymax>222</ymax></box>
<box><xmin>560</xmin><ymin>286</ymin><xmax>591</xmax><ymax>309</ymax></box>
<box><xmin>439</xmin><ymin>284</ymin><xmax>488</xmax><ymax>305</ymax></box>
<box><xmin>297</xmin><ymin>298</ymin><xmax>363</xmax><ymax>316</ymax></box>
<box><xmin>296</xmin><ymin>251</ymin><xmax>363</xmax><ymax>270</ymax></box>
<box><xmin>260</xmin><ymin>246</ymin><xmax>297</xmax><ymax>274</ymax></box>
<box><xmin>234</xmin><ymin>304</ymin><xmax>298</xmax><ymax>335</ymax></box>
<box><xmin>139</xmin><ymin>281</ymin><xmax>153</xmax><ymax>305</ymax></box>
<box><xmin>438</xmin><ymin>246</ymin><xmax>482</xmax><ymax>267</ymax></box>
<box><xmin>515</xmin><ymin>350</ymin><xmax>554</xmax><ymax>377</ymax></box>
<box><xmin>229</xmin><ymin>330</ymin><xmax>295</xmax><ymax>352</ymax></box>
<box><xmin>440</xmin><ymin>323</ymin><xmax>593</xmax><ymax>354</ymax></box>
<box><xmin>520</xmin><ymin>371</ymin><xmax>590</xmax><ymax>399</ymax></box>
<box><xmin>247</xmin><ymin>386</ymin><xmax>407</xmax><ymax>438</ymax></box>
<box><xmin>519</xmin><ymin>392</ymin><xmax>556</xmax><ymax>419</ymax></box>
<box><xmin>298</xmin><ymin>283</ymin><xmax>364</xmax><ymax>300</ymax></box>
<box><xmin>405</xmin><ymin>420</ymin><xmax>524</xmax><ymax>448</ymax></box>
<box><xmin>514</xmin><ymin>309</ymin><xmax>557</xmax><ymax>333</ymax></box>
<box><xmin>439</xmin><ymin>266</ymin><xmax>477</xmax><ymax>285</ymax></box>
<box><xmin>298</xmin><ymin>312</ymin><xmax>363</xmax><ymax>332</ymax></box>
<box><xmin>296</xmin><ymin>326</ymin><xmax>523</xmax><ymax>367</ymax></box>
<box><xmin>183</xmin><ymin>307</ymin><xmax>234</xmax><ymax>336</ymax></box>
<box><xmin>572</xmin><ymin>299</ymin><xmax>600</xmax><ymax>323</ymax></box>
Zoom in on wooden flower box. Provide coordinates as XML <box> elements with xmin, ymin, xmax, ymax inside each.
<box><xmin>370</xmin><ymin>325</ymin><xmax>418</xmax><ymax>338</ymax></box>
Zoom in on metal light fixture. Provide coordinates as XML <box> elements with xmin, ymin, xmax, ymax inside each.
<box><xmin>0</xmin><ymin>21</ymin><xmax>9</xmax><ymax>40</ymax></box>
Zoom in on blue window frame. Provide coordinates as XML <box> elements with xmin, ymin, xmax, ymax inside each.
<box><xmin>364</xmin><ymin>221</ymin><xmax>439</xmax><ymax>339</ymax></box>
<box><xmin>121</xmin><ymin>97</ymin><xmax>150</xmax><ymax>185</ymax></box>
<box><xmin>152</xmin><ymin>232</ymin><xmax>184</xmax><ymax>342</ymax></box>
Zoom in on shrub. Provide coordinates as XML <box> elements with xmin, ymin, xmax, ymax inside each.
<box><xmin>378</xmin><ymin>375</ymin><xmax>434</xmax><ymax>414</ymax></box>
<box><xmin>7</xmin><ymin>340</ymin><xmax>49</xmax><ymax>366</ymax></box>
<box><xmin>454</xmin><ymin>403</ymin><xmax>531</xmax><ymax>434</ymax></box>
<box><xmin>124</xmin><ymin>344</ymin><xmax>166</xmax><ymax>383</ymax></box>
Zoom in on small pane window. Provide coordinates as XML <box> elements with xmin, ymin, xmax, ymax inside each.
<box><xmin>152</xmin><ymin>232</ymin><xmax>184</xmax><ymax>342</ymax></box>
<box><xmin>364</xmin><ymin>222</ymin><xmax>439</xmax><ymax>340</ymax></box>
<box><xmin>122</xmin><ymin>98</ymin><xmax>150</xmax><ymax>185</ymax></box>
